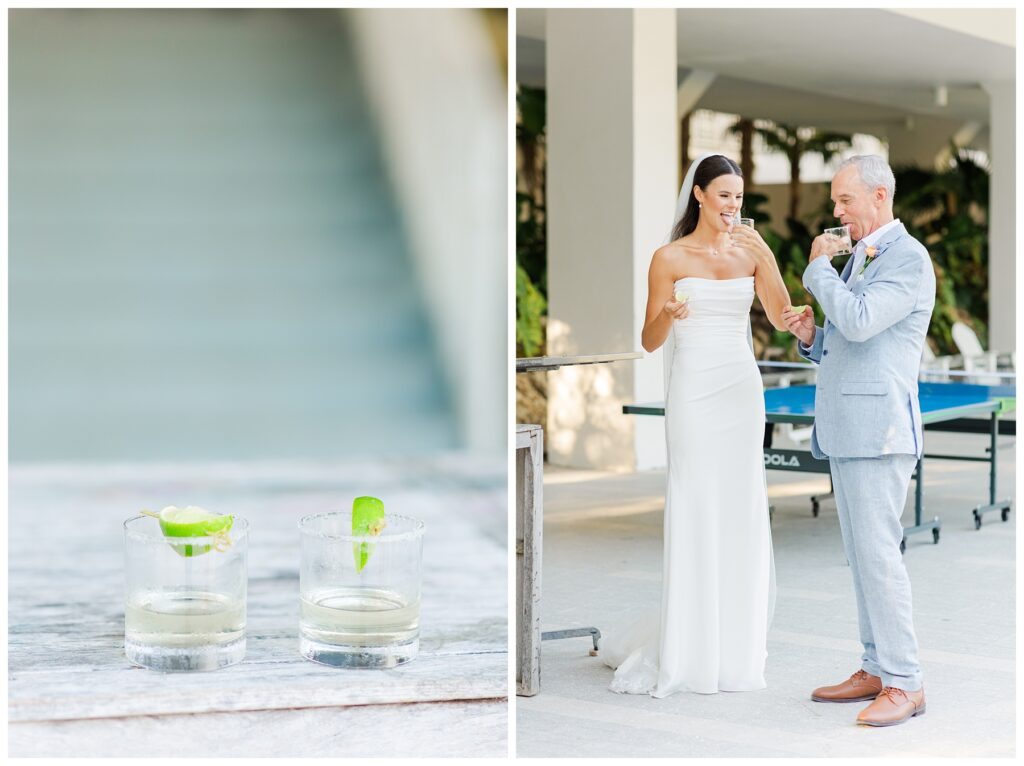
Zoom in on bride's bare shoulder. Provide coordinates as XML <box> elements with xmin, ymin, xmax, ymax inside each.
<box><xmin>653</xmin><ymin>237</ymin><xmax>697</xmax><ymax>263</ymax></box>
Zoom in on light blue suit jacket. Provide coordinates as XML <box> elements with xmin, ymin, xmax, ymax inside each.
<box><xmin>797</xmin><ymin>222</ymin><xmax>935</xmax><ymax>459</ymax></box>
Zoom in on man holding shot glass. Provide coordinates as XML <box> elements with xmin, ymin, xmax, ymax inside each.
<box><xmin>780</xmin><ymin>155</ymin><xmax>935</xmax><ymax>728</ymax></box>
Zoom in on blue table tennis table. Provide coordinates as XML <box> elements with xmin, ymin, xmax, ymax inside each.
<box><xmin>624</xmin><ymin>382</ymin><xmax>1015</xmax><ymax>552</ymax></box>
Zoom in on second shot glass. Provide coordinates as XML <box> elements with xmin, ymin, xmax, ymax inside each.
<box><xmin>298</xmin><ymin>511</ymin><xmax>424</xmax><ymax>668</ymax></box>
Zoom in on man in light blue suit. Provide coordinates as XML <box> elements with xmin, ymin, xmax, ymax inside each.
<box><xmin>782</xmin><ymin>155</ymin><xmax>935</xmax><ymax>727</ymax></box>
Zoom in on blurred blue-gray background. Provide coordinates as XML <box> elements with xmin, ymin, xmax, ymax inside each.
<box><xmin>9</xmin><ymin>9</ymin><xmax>507</xmax><ymax>462</ymax></box>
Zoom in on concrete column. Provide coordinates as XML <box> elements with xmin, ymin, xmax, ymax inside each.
<box><xmin>546</xmin><ymin>9</ymin><xmax>677</xmax><ymax>470</ymax></box>
<box><xmin>983</xmin><ymin>80</ymin><xmax>1014</xmax><ymax>353</ymax></box>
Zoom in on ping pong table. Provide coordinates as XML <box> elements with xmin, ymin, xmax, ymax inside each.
<box><xmin>624</xmin><ymin>382</ymin><xmax>1015</xmax><ymax>552</ymax></box>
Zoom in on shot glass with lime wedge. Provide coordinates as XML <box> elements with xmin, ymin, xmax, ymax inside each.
<box><xmin>298</xmin><ymin>499</ymin><xmax>424</xmax><ymax>668</ymax></box>
<box><xmin>124</xmin><ymin>507</ymin><xmax>248</xmax><ymax>671</ymax></box>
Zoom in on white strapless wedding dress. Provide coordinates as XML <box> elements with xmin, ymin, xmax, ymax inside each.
<box><xmin>604</xmin><ymin>276</ymin><xmax>775</xmax><ymax>697</ymax></box>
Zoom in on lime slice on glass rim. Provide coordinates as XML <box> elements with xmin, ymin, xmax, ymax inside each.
<box><xmin>140</xmin><ymin>505</ymin><xmax>234</xmax><ymax>558</ymax></box>
<box><xmin>352</xmin><ymin>496</ymin><xmax>386</xmax><ymax>572</ymax></box>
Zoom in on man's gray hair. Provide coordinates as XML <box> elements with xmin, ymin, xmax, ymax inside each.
<box><xmin>838</xmin><ymin>155</ymin><xmax>896</xmax><ymax>201</ymax></box>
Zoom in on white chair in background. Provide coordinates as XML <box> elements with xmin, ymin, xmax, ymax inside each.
<box><xmin>951</xmin><ymin>321</ymin><xmax>1012</xmax><ymax>385</ymax></box>
<box><xmin>952</xmin><ymin>321</ymin><xmax>999</xmax><ymax>373</ymax></box>
<box><xmin>920</xmin><ymin>342</ymin><xmax>954</xmax><ymax>382</ymax></box>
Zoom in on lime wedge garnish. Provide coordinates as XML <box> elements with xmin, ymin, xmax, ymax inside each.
<box><xmin>155</xmin><ymin>506</ymin><xmax>233</xmax><ymax>537</ymax></box>
<box><xmin>674</xmin><ymin>291</ymin><xmax>688</xmax><ymax>304</ymax></box>
<box><xmin>140</xmin><ymin>505</ymin><xmax>233</xmax><ymax>558</ymax></box>
<box><xmin>790</xmin><ymin>305</ymin><xmax>809</xmax><ymax>315</ymax></box>
<box><xmin>352</xmin><ymin>496</ymin><xmax>386</xmax><ymax>572</ymax></box>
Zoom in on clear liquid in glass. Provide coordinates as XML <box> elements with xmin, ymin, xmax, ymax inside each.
<box><xmin>299</xmin><ymin>586</ymin><xmax>419</xmax><ymax>668</ymax></box>
<box><xmin>125</xmin><ymin>589</ymin><xmax>246</xmax><ymax>671</ymax></box>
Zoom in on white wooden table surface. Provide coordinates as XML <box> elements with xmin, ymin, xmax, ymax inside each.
<box><xmin>8</xmin><ymin>456</ymin><xmax>508</xmax><ymax>757</ymax></box>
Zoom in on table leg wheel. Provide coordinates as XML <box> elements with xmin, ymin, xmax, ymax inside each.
<box><xmin>932</xmin><ymin>528</ymin><xmax>940</xmax><ymax>544</ymax></box>
<box><xmin>900</xmin><ymin>538</ymin><xmax>906</xmax><ymax>554</ymax></box>
<box><xmin>812</xmin><ymin>501</ymin><xmax>819</xmax><ymax>518</ymax></box>
<box><xmin>1001</xmin><ymin>508</ymin><xmax>1010</xmax><ymax>522</ymax></box>
<box><xmin>974</xmin><ymin>511</ymin><xmax>982</xmax><ymax>530</ymax></box>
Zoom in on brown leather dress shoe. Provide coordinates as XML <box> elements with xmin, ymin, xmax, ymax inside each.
<box><xmin>857</xmin><ymin>686</ymin><xmax>926</xmax><ymax>727</ymax></box>
<box><xmin>811</xmin><ymin>669</ymin><xmax>883</xmax><ymax>703</ymax></box>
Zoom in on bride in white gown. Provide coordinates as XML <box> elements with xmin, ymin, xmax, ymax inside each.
<box><xmin>604</xmin><ymin>153</ymin><xmax>791</xmax><ymax>697</ymax></box>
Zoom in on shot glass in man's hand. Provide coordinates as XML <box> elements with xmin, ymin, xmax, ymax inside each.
<box><xmin>809</xmin><ymin>233</ymin><xmax>846</xmax><ymax>263</ymax></box>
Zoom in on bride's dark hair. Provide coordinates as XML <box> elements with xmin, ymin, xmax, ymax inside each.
<box><xmin>670</xmin><ymin>155</ymin><xmax>742</xmax><ymax>242</ymax></box>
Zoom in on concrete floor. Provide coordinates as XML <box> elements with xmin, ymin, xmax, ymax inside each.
<box><xmin>517</xmin><ymin>429</ymin><xmax>1015</xmax><ymax>757</ymax></box>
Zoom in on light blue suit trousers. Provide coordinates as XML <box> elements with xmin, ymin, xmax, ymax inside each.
<box><xmin>830</xmin><ymin>454</ymin><xmax>922</xmax><ymax>690</ymax></box>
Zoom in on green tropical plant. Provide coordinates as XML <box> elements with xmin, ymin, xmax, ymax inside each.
<box><xmin>517</xmin><ymin>85</ymin><xmax>548</xmax><ymax>355</ymax></box>
<box><xmin>517</xmin><ymin>192</ymin><xmax>546</xmax><ymax>295</ymax></box>
<box><xmin>892</xmin><ymin>147</ymin><xmax>990</xmax><ymax>354</ymax></box>
<box><xmin>516</xmin><ymin>263</ymin><xmax>547</xmax><ymax>357</ymax></box>
<box><xmin>729</xmin><ymin>120</ymin><xmax>852</xmax><ymax>225</ymax></box>
<box><xmin>740</xmin><ymin>190</ymin><xmax>773</xmax><ymax>229</ymax></box>
<box><xmin>517</xmin><ymin>85</ymin><xmax>546</xmax><ymax>198</ymax></box>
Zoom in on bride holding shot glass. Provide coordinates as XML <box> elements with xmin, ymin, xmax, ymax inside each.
<box><xmin>603</xmin><ymin>152</ymin><xmax>792</xmax><ymax>697</ymax></box>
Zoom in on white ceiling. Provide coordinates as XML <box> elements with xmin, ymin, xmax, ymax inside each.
<box><xmin>517</xmin><ymin>8</ymin><xmax>1014</xmax><ymax>134</ymax></box>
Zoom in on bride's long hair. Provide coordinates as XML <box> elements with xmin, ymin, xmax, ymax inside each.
<box><xmin>669</xmin><ymin>155</ymin><xmax>743</xmax><ymax>242</ymax></box>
